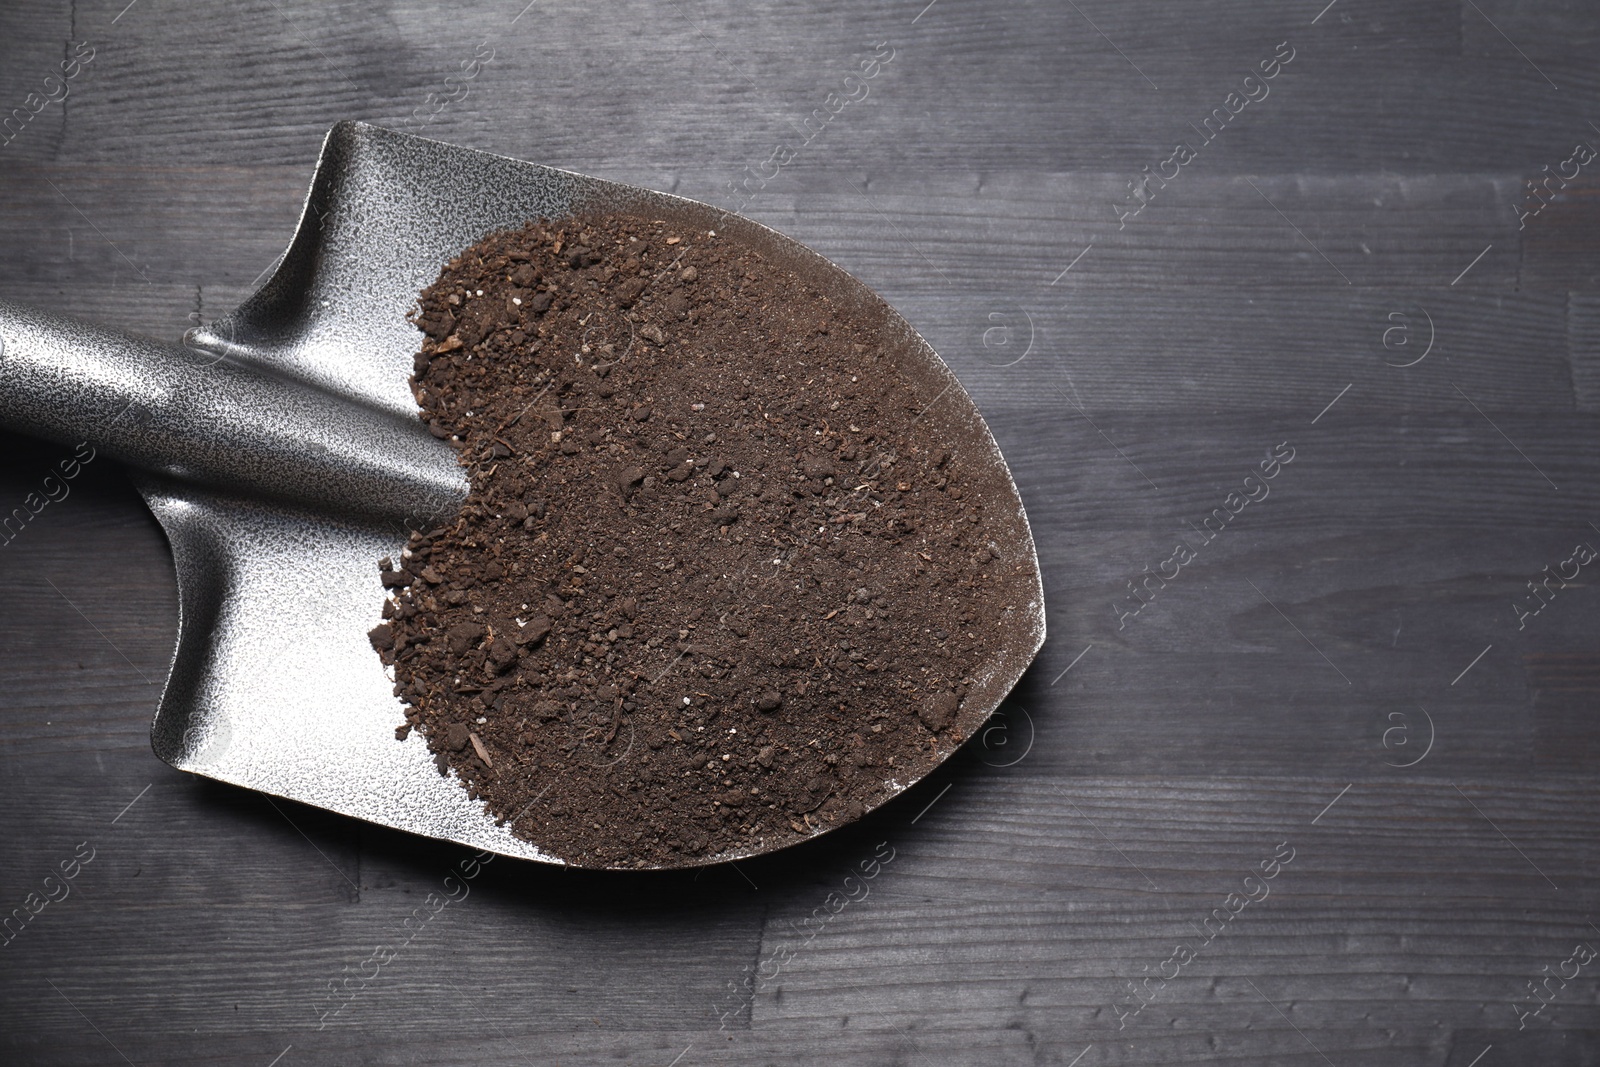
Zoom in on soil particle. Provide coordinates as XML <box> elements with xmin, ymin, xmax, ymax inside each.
<box><xmin>918</xmin><ymin>692</ymin><xmax>961</xmax><ymax>733</ymax></box>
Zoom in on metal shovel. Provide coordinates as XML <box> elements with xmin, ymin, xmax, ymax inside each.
<box><xmin>0</xmin><ymin>122</ymin><xmax>1044</xmax><ymax>868</ymax></box>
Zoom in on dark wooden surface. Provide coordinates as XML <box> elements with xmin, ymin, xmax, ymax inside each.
<box><xmin>3</xmin><ymin>1</ymin><xmax>1599</xmax><ymax>1064</ymax></box>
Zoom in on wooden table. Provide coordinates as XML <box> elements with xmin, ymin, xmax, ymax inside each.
<box><xmin>3</xmin><ymin>1</ymin><xmax>1597</xmax><ymax>1063</ymax></box>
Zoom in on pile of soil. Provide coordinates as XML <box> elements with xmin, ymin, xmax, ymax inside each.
<box><xmin>369</xmin><ymin>210</ymin><xmax>1035</xmax><ymax>867</ymax></box>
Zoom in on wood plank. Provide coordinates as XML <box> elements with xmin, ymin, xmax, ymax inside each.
<box><xmin>0</xmin><ymin>166</ymin><xmax>1535</xmax><ymax>297</ymax></box>
<box><xmin>14</xmin><ymin>3</ymin><xmax>1585</xmax><ymax>174</ymax></box>
<box><xmin>0</xmin><ymin>1</ymin><xmax>73</xmax><ymax>160</ymax></box>
<box><xmin>1468</xmin><ymin>0</ymin><xmax>1600</xmax><ymax>55</ymax></box>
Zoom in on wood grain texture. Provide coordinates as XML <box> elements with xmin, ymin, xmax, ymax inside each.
<box><xmin>4</xmin><ymin>0</ymin><xmax>1600</xmax><ymax>1064</ymax></box>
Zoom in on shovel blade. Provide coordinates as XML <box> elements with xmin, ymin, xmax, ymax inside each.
<box><xmin>153</xmin><ymin>122</ymin><xmax>1045</xmax><ymax>868</ymax></box>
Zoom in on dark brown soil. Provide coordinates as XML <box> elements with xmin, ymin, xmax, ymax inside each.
<box><xmin>370</xmin><ymin>211</ymin><xmax>1035</xmax><ymax>867</ymax></box>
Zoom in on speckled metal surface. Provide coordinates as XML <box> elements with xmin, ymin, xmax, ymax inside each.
<box><xmin>0</xmin><ymin>300</ymin><xmax>464</xmax><ymax>527</ymax></box>
<box><xmin>0</xmin><ymin>121</ymin><xmax>1044</xmax><ymax>868</ymax></box>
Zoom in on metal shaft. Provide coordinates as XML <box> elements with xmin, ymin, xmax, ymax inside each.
<box><xmin>0</xmin><ymin>299</ymin><xmax>464</xmax><ymax>527</ymax></box>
